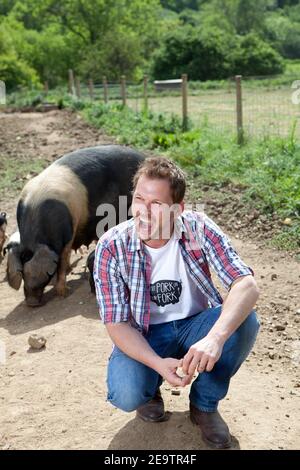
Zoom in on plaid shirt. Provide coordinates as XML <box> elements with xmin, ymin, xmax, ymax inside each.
<box><xmin>94</xmin><ymin>210</ymin><xmax>254</xmax><ymax>334</ymax></box>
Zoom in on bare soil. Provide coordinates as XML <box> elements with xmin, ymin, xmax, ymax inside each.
<box><xmin>0</xmin><ymin>110</ymin><xmax>299</xmax><ymax>450</ymax></box>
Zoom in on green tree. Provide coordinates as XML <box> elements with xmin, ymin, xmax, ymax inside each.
<box><xmin>151</xmin><ymin>25</ymin><xmax>233</xmax><ymax>80</ymax></box>
<box><xmin>0</xmin><ymin>18</ymin><xmax>40</xmax><ymax>91</ymax></box>
<box><xmin>160</xmin><ymin>0</ymin><xmax>203</xmax><ymax>12</ymax></box>
<box><xmin>232</xmin><ymin>32</ymin><xmax>285</xmax><ymax>75</ymax></box>
<box><xmin>1</xmin><ymin>0</ymin><xmax>163</xmax><ymax>87</ymax></box>
<box><xmin>236</xmin><ymin>0</ymin><xmax>267</xmax><ymax>34</ymax></box>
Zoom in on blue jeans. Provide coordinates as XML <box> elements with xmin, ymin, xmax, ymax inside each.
<box><xmin>107</xmin><ymin>306</ymin><xmax>260</xmax><ymax>413</ymax></box>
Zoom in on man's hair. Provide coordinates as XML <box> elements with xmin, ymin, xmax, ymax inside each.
<box><xmin>132</xmin><ymin>157</ymin><xmax>186</xmax><ymax>203</ymax></box>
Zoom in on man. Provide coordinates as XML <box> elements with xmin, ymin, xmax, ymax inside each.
<box><xmin>94</xmin><ymin>157</ymin><xmax>260</xmax><ymax>449</ymax></box>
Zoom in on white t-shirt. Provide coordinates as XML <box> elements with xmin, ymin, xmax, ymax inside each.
<box><xmin>144</xmin><ymin>232</ymin><xmax>208</xmax><ymax>324</ymax></box>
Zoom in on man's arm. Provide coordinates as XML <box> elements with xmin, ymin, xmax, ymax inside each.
<box><xmin>182</xmin><ymin>215</ymin><xmax>259</xmax><ymax>378</ymax></box>
<box><xmin>208</xmin><ymin>275</ymin><xmax>259</xmax><ymax>345</ymax></box>
<box><xmin>182</xmin><ymin>275</ymin><xmax>259</xmax><ymax>377</ymax></box>
<box><xmin>106</xmin><ymin>322</ymin><xmax>188</xmax><ymax>387</ymax></box>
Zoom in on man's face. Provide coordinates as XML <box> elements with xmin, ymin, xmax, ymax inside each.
<box><xmin>132</xmin><ymin>175</ymin><xmax>182</xmax><ymax>242</ymax></box>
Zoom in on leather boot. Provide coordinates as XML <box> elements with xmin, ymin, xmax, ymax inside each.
<box><xmin>190</xmin><ymin>402</ymin><xmax>231</xmax><ymax>449</ymax></box>
<box><xmin>136</xmin><ymin>389</ymin><xmax>166</xmax><ymax>423</ymax></box>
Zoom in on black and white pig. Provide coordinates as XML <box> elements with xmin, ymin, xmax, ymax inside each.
<box><xmin>7</xmin><ymin>145</ymin><xmax>145</xmax><ymax>306</ymax></box>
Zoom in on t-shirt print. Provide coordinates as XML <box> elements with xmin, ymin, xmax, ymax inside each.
<box><xmin>150</xmin><ymin>280</ymin><xmax>182</xmax><ymax>307</ymax></box>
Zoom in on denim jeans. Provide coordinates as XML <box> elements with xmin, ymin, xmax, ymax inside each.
<box><xmin>107</xmin><ymin>306</ymin><xmax>260</xmax><ymax>413</ymax></box>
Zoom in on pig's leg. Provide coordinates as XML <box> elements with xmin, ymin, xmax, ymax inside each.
<box><xmin>56</xmin><ymin>242</ymin><xmax>72</xmax><ymax>297</ymax></box>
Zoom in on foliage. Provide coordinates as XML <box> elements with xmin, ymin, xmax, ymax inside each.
<box><xmin>232</xmin><ymin>32</ymin><xmax>285</xmax><ymax>76</ymax></box>
<box><xmin>151</xmin><ymin>25</ymin><xmax>233</xmax><ymax>80</ymax></box>
<box><xmin>151</xmin><ymin>27</ymin><xmax>284</xmax><ymax>79</ymax></box>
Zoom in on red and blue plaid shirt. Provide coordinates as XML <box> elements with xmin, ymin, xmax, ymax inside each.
<box><xmin>94</xmin><ymin>210</ymin><xmax>254</xmax><ymax>334</ymax></box>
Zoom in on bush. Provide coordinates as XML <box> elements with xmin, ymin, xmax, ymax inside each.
<box><xmin>0</xmin><ymin>53</ymin><xmax>40</xmax><ymax>92</ymax></box>
<box><xmin>151</xmin><ymin>27</ymin><xmax>284</xmax><ymax>81</ymax></box>
<box><xmin>232</xmin><ymin>33</ymin><xmax>285</xmax><ymax>76</ymax></box>
<box><xmin>151</xmin><ymin>25</ymin><xmax>233</xmax><ymax>80</ymax></box>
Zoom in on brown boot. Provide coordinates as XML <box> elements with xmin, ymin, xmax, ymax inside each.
<box><xmin>136</xmin><ymin>389</ymin><xmax>166</xmax><ymax>423</ymax></box>
<box><xmin>190</xmin><ymin>403</ymin><xmax>231</xmax><ymax>449</ymax></box>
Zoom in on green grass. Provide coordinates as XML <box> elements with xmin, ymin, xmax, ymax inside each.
<box><xmin>0</xmin><ymin>156</ymin><xmax>46</xmax><ymax>196</ymax></box>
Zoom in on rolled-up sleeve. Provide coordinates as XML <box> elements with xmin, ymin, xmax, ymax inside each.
<box><xmin>202</xmin><ymin>216</ymin><xmax>254</xmax><ymax>291</ymax></box>
<box><xmin>93</xmin><ymin>240</ymin><xmax>130</xmax><ymax>324</ymax></box>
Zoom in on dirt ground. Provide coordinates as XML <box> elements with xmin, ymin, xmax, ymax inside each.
<box><xmin>0</xmin><ymin>110</ymin><xmax>299</xmax><ymax>450</ymax></box>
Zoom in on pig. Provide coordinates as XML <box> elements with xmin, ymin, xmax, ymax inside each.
<box><xmin>0</xmin><ymin>212</ymin><xmax>7</xmax><ymax>258</ymax></box>
<box><xmin>7</xmin><ymin>145</ymin><xmax>145</xmax><ymax>306</ymax></box>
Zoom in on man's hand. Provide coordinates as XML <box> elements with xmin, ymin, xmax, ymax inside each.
<box><xmin>182</xmin><ymin>334</ymin><xmax>224</xmax><ymax>380</ymax></box>
<box><xmin>156</xmin><ymin>358</ymin><xmax>190</xmax><ymax>387</ymax></box>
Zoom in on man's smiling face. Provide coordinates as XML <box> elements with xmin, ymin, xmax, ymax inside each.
<box><xmin>132</xmin><ymin>175</ymin><xmax>182</xmax><ymax>246</ymax></box>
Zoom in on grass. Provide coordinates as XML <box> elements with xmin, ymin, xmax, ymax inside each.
<box><xmin>0</xmin><ymin>157</ymin><xmax>46</xmax><ymax>196</ymax></box>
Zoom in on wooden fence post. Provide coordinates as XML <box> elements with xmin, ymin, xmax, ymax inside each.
<box><xmin>68</xmin><ymin>69</ymin><xmax>75</xmax><ymax>96</ymax></box>
<box><xmin>121</xmin><ymin>75</ymin><xmax>126</xmax><ymax>106</ymax></box>
<box><xmin>88</xmin><ymin>78</ymin><xmax>94</xmax><ymax>100</ymax></box>
<box><xmin>143</xmin><ymin>75</ymin><xmax>148</xmax><ymax>112</ymax></box>
<box><xmin>75</xmin><ymin>76</ymin><xmax>81</xmax><ymax>99</ymax></box>
<box><xmin>235</xmin><ymin>75</ymin><xmax>244</xmax><ymax>144</ymax></box>
<box><xmin>44</xmin><ymin>81</ymin><xmax>49</xmax><ymax>96</ymax></box>
<box><xmin>182</xmin><ymin>74</ymin><xmax>188</xmax><ymax>131</ymax></box>
<box><xmin>103</xmin><ymin>76</ymin><xmax>108</xmax><ymax>103</ymax></box>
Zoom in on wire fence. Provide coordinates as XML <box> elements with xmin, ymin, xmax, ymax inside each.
<box><xmin>53</xmin><ymin>71</ymin><xmax>300</xmax><ymax>141</ymax></box>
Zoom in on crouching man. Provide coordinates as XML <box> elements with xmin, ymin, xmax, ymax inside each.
<box><xmin>94</xmin><ymin>157</ymin><xmax>260</xmax><ymax>449</ymax></box>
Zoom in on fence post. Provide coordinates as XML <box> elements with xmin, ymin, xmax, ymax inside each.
<box><xmin>68</xmin><ymin>69</ymin><xmax>75</xmax><ymax>96</ymax></box>
<box><xmin>143</xmin><ymin>75</ymin><xmax>148</xmax><ymax>112</ymax></box>
<box><xmin>121</xmin><ymin>75</ymin><xmax>126</xmax><ymax>107</ymax></box>
<box><xmin>88</xmin><ymin>78</ymin><xmax>94</xmax><ymax>100</ymax></box>
<box><xmin>103</xmin><ymin>76</ymin><xmax>108</xmax><ymax>103</ymax></box>
<box><xmin>182</xmin><ymin>74</ymin><xmax>188</xmax><ymax>131</ymax></box>
<box><xmin>75</xmin><ymin>76</ymin><xmax>81</xmax><ymax>99</ymax></box>
<box><xmin>235</xmin><ymin>75</ymin><xmax>244</xmax><ymax>144</ymax></box>
<box><xmin>44</xmin><ymin>81</ymin><xmax>49</xmax><ymax>96</ymax></box>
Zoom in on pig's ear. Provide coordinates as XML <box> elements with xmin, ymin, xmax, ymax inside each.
<box><xmin>24</xmin><ymin>244</ymin><xmax>58</xmax><ymax>282</ymax></box>
<box><xmin>7</xmin><ymin>246</ymin><xmax>23</xmax><ymax>290</ymax></box>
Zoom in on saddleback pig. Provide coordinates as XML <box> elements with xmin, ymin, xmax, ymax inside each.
<box><xmin>7</xmin><ymin>145</ymin><xmax>145</xmax><ymax>306</ymax></box>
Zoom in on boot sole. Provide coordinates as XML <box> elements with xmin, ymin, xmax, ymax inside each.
<box><xmin>136</xmin><ymin>411</ymin><xmax>168</xmax><ymax>423</ymax></box>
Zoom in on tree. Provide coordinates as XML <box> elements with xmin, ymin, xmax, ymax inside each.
<box><xmin>160</xmin><ymin>0</ymin><xmax>203</xmax><ymax>12</ymax></box>
<box><xmin>236</xmin><ymin>0</ymin><xmax>267</xmax><ymax>34</ymax></box>
<box><xmin>232</xmin><ymin>32</ymin><xmax>285</xmax><ymax>76</ymax></box>
<box><xmin>1</xmin><ymin>0</ymin><xmax>163</xmax><ymax>86</ymax></box>
<box><xmin>151</xmin><ymin>25</ymin><xmax>233</xmax><ymax>80</ymax></box>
